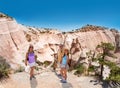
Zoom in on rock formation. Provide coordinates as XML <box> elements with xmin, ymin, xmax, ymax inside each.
<box><xmin>0</xmin><ymin>13</ymin><xmax>119</xmax><ymax>70</ymax></box>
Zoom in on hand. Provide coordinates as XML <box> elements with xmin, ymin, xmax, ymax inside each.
<box><xmin>25</xmin><ymin>59</ymin><xmax>27</xmax><ymax>66</ymax></box>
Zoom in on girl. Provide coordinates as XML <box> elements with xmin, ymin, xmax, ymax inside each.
<box><xmin>25</xmin><ymin>45</ymin><xmax>37</xmax><ymax>80</ymax></box>
<box><xmin>60</xmin><ymin>49</ymin><xmax>69</xmax><ymax>83</ymax></box>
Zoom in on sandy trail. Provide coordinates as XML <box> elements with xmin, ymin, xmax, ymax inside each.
<box><xmin>0</xmin><ymin>69</ymin><xmax>102</xmax><ymax>88</ymax></box>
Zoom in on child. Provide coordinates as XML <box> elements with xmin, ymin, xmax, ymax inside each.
<box><xmin>60</xmin><ymin>49</ymin><xmax>69</xmax><ymax>83</ymax></box>
<box><xmin>25</xmin><ymin>45</ymin><xmax>37</xmax><ymax>80</ymax></box>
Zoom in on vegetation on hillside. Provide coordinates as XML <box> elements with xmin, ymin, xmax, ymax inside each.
<box><xmin>105</xmin><ymin>61</ymin><xmax>120</xmax><ymax>82</ymax></box>
<box><xmin>90</xmin><ymin>42</ymin><xmax>120</xmax><ymax>82</ymax></box>
<box><xmin>71</xmin><ymin>42</ymin><xmax>120</xmax><ymax>82</ymax></box>
<box><xmin>75</xmin><ymin>24</ymin><xmax>109</xmax><ymax>32</ymax></box>
<box><xmin>96</xmin><ymin>42</ymin><xmax>115</xmax><ymax>80</ymax></box>
<box><xmin>0</xmin><ymin>13</ymin><xmax>13</xmax><ymax>20</ymax></box>
<box><xmin>74</xmin><ymin>64</ymin><xmax>86</xmax><ymax>76</ymax></box>
<box><xmin>0</xmin><ymin>56</ymin><xmax>10</xmax><ymax>80</ymax></box>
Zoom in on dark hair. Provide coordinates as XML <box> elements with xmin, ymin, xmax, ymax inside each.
<box><xmin>63</xmin><ymin>49</ymin><xmax>69</xmax><ymax>56</ymax></box>
<box><xmin>27</xmin><ymin>45</ymin><xmax>34</xmax><ymax>54</ymax></box>
<box><xmin>26</xmin><ymin>45</ymin><xmax>34</xmax><ymax>60</ymax></box>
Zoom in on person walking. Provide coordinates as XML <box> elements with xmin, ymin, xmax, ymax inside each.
<box><xmin>25</xmin><ymin>45</ymin><xmax>37</xmax><ymax>80</ymax></box>
<box><xmin>60</xmin><ymin>49</ymin><xmax>69</xmax><ymax>83</ymax></box>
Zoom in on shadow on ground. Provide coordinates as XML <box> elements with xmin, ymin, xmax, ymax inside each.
<box><xmin>102</xmin><ymin>81</ymin><xmax>120</xmax><ymax>88</ymax></box>
<box><xmin>54</xmin><ymin>71</ymin><xmax>73</xmax><ymax>88</ymax></box>
<box><xmin>62</xmin><ymin>82</ymin><xmax>73</xmax><ymax>88</ymax></box>
<box><xmin>90</xmin><ymin>79</ymin><xmax>120</xmax><ymax>88</ymax></box>
<box><xmin>30</xmin><ymin>78</ymin><xmax>38</xmax><ymax>88</ymax></box>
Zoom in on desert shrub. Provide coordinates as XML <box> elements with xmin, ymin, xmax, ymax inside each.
<box><xmin>88</xmin><ymin>65</ymin><xmax>96</xmax><ymax>72</ymax></box>
<box><xmin>105</xmin><ymin>62</ymin><xmax>120</xmax><ymax>82</ymax></box>
<box><xmin>36</xmin><ymin>60</ymin><xmax>43</xmax><ymax>66</ymax></box>
<box><xmin>74</xmin><ymin>64</ymin><xmax>85</xmax><ymax>76</ymax></box>
<box><xmin>0</xmin><ymin>56</ymin><xmax>10</xmax><ymax>80</ymax></box>
<box><xmin>43</xmin><ymin>61</ymin><xmax>52</xmax><ymax>67</ymax></box>
<box><xmin>0</xmin><ymin>13</ymin><xmax>13</xmax><ymax>20</ymax></box>
<box><xmin>35</xmin><ymin>66</ymin><xmax>39</xmax><ymax>71</ymax></box>
<box><xmin>109</xmin><ymin>67</ymin><xmax>120</xmax><ymax>82</ymax></box>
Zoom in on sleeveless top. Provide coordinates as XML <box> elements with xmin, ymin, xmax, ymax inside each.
<box><xmin>61</xmin><ymin>55</ymin><xmax>67</xmax><ymax>65</ymax></box>
<box><xmin>28</xmin><ymin>52</ymin><xmax>35</xmax><ymax>63</ymax></box>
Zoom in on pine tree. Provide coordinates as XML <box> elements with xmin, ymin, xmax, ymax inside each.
<box><xmin>96</xmin><ymin>42</ymin><xmax>115</xmax><ymax>81</ymax></box>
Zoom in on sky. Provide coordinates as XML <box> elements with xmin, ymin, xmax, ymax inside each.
<box><xmin>0</xmin><ymin>0</ymin><xmax>120</xmax><ymax>31</ymax></box>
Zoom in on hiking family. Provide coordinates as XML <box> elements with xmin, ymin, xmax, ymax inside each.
<box><xmin>25</xmin><ymin>38</ymin><xmax>83</xmax><ymax>83</ymax></box>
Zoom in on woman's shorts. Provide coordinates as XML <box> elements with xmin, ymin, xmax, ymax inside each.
<box><xmin>29</xmin><ymin>62</ymin><xmax>36</xmax><ymax>67</ymax></box>
<box><xmin>61</xmin><ymin>64</ymin><xmax>66</xmax><ymax>68</ymax></box>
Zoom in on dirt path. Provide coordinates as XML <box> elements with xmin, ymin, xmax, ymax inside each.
<box><xmin>0</xmin><ymin>69</ymin><xmax>102</xmax><ymax>88</ymax></box>
<box><xmin>0</xmin><ymin>70</ymin><xmax>80</xmax><ymax>88</ymax></box>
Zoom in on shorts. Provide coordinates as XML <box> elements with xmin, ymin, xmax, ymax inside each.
<box><xmin>61</xmin><ymin>64</ymin><xmax>66</xmax><ymax>68</ymax></box>
<box><xmin>29</xmin><ymin>62</ymin><xmax>36</xmax><ymax>67</ymax></box>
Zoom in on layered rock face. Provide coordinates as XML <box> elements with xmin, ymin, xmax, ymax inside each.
<box><xmin>0</xmin><ymin>13</ymin><xmax>119</xmax><ymax>69</ymax></box>
<box><xmin>0</xmin><ymin>14</ymin><xmax>27</xmax><ymax>68</ymax></box>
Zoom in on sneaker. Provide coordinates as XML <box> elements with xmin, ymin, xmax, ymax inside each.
<box><xmin>61</xmin><ymin>79</ymin><xmax>67</xmax><ymax>83</ymax></box>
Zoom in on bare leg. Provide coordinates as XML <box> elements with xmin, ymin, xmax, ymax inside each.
<box><xmin>60</xmin><ymin>68</ymin><xmax>63</xmax><ymax>76</ymax></box>
<box><xmin>63</xmin><ymin>68</ymin><xmax>67</xmax><ymax>80</ymax></box>
<box><xmin>30</xmin><ymin>67</ymin><xmax>34</xmax><ymax>78</ymax></box>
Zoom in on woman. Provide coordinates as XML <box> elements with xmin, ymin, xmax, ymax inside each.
<box><xmin>25</xmin><ymin>45</ymin><xmax>37</xmax><ymax>80</ymax></box>
<box><xmin>60</xmin><ymin>49</ymin><xmax>69</xmax><ymax>83</ymax></box>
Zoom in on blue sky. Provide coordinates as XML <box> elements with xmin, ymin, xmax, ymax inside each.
<box><xmin>0</xmin><ymin>0</ymin><xmax>120</xmax><ymax>31</ymax></box>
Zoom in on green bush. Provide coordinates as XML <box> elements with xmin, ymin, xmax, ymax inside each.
<box><xmin>43</xmin><ymin>61</ymin><xmax>52</xmax><ymax>67</ymax></box>
<box><xmin>0</xmin><ymin>56</ymin><xmax>10</xmax><ymax>80</ymax></box>
<box><xmin>88</xmin><ymin>65</ymin><xmax>96</xmax><ymax>72</ymax></box>
<box><xmin>35</xmin><ymin>66</ymin><xmax>39</xmax><ymax>71</ymax></box>
<box><xmin>74</xmin><ymin>64</ymin><xmax>85</xmax><ymax>75</ymax></box>
<box><xmin>88</xmin><ymin>65</ymin><xmax>94</xmax><ymax>72</ymax></box>
<box><xmin>107</xmin><ymin>64</ymin><xmax>120</xmax><ymax>82</ymax></box>
<box><xmin>36</xmin><ymin>60</ymin><xmax>43</xmax><ymax>66</ymax></box>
